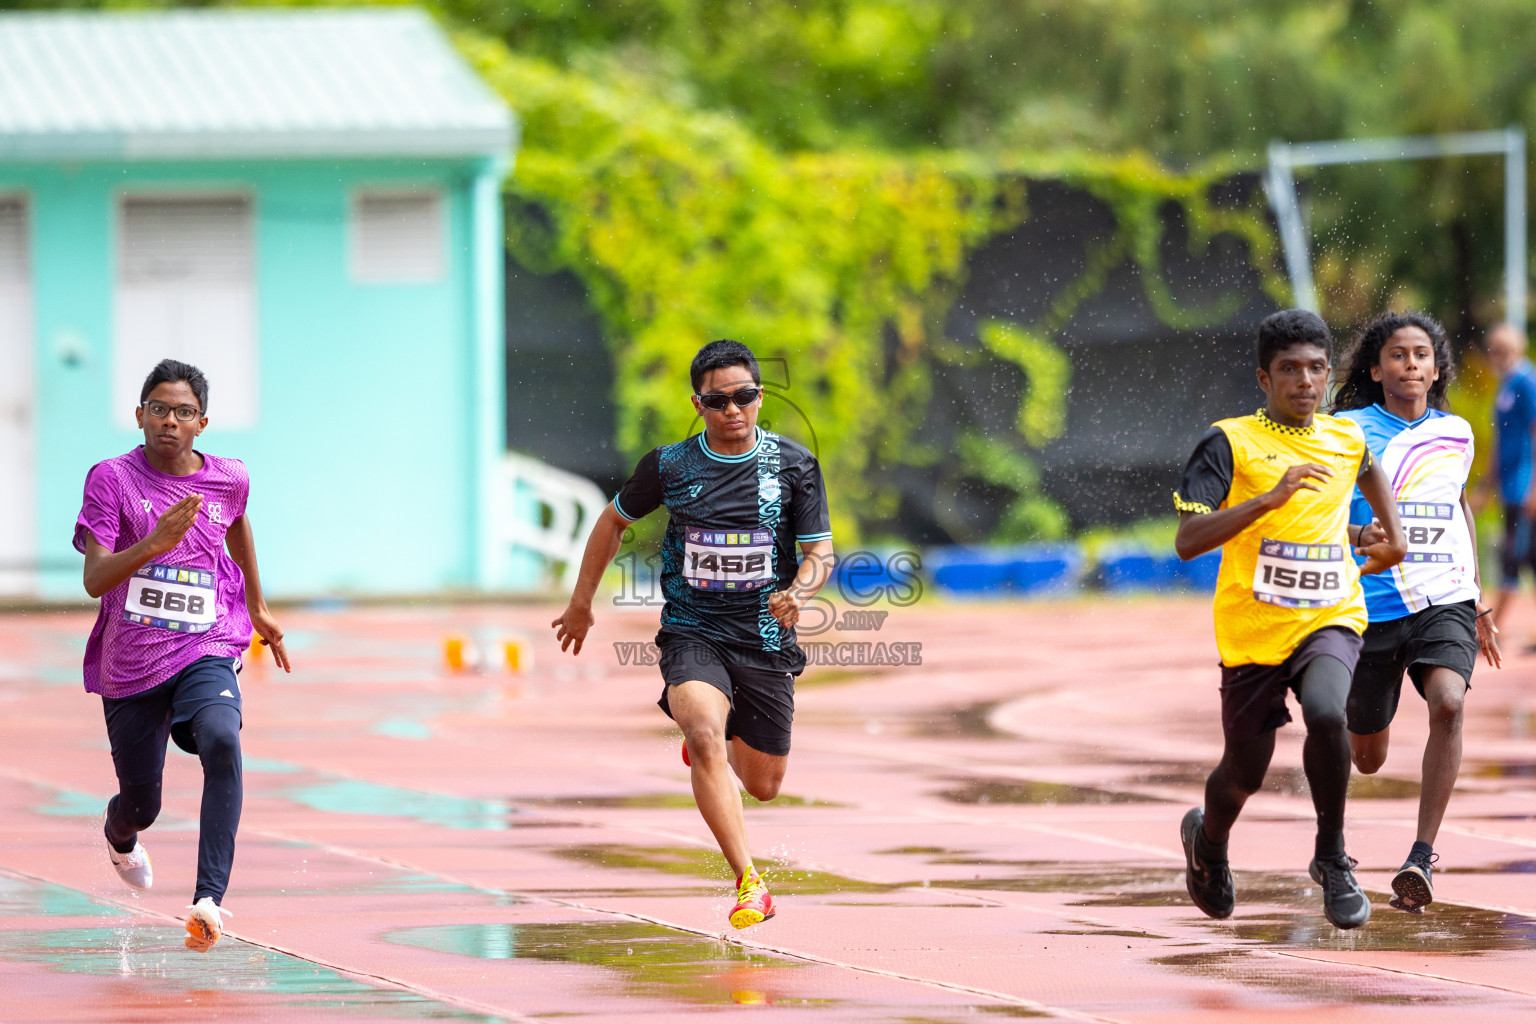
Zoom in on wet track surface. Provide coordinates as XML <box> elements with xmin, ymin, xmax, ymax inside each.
<box><xmin>2</xmin><ymin>598</ymin><xmax>1536</xmax><ymax>1021</ymax></box>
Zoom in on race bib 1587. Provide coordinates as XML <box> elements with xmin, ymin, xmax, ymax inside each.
<box><xmin>1399</xmin><ymin>501</ymin><xmax>1456</xmax><ymax>564</ymax></box>
<box><xmin>123</xmin><ymin>562</ymin><xmax>218</xmax><ymax>633</ymax></box>
<box><xmin>1252</xmin><ymin>539</ymin><xmax>1347</xmax><ymax>609</ymax></box>
<box><xmin>683</xmin><ymin>528</ymin><xmax>776</xmax><ymax>591</ymax></box>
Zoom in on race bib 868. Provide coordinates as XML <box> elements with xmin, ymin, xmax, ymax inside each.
<box><xmin>123</xmin><ymin>562</ymin><xmax>218</xmax><ymax>633</ymax></box>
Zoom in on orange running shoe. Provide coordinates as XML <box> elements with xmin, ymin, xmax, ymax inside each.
<box><xmin>184</xmin><ymin>897</ymin><xmax>230</xmax><ymax>952</ymax></box>
<box><xmin>682</xmin><ymin>741</ymin><xmax>690</xmax><ymax>767</ymax></box>
<box><xmin>729</xmin><ymin>867</ymin><xmax>775</xmax><ymax>929</ymax></box>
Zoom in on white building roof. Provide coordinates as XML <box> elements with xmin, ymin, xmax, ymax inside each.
<box><xmin>0</xmin><ymin>9</ymin><xmax>515</xmax><ymax>161</ymax></box>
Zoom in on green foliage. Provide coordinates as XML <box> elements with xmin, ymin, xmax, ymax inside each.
<box><xmin>434</xmin><ymin>0</ymin><xmax>1536</xmax><ymax>333</ymax></box>
<box><xmin>6</xmin><ymin>0</ymin><xmax>1300</xmax><ymax>542</ymax></box>
<box><xmin>954</xmin><ymin>429</ymin><xmax>1070</xmax><ymax>543</ymax></box>
<box><xmin>463</xmin><ymin>32</ymin><xmax>1024</xmax><ymax>541</ymax></box>
<box><xmin>460</xmin><ymin>30</ymin><xmax>1279</xmax><ymax>542</ymax></box>
<box><xmin>1077</xmin><ymin>515</ymin><xmax>1183</xmax><ymax>559</ymax></box>
<box><xmin>14</xmin><ymin>0</ymin><xmax>1532</xmax><ymax>334</ymax></box>
<box><xmin>976</xmin><ymin>319</ymin><xmax>1070</xmax><ymax>447</ymax></box>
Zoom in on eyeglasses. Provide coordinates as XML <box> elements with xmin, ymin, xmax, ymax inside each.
<box><xmin>695</xmin><ymin>387</ymin><xmax>762</xmax><ymax>411</ymax></box>
<box><xmin>142</xmin><ymin>400</ymin><xmax>202</xmax><ymax>422</ymax></box>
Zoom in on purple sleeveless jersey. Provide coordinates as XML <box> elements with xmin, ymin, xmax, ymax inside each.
<box><xmin>74</xmin><ymin>447</ymin><xmax>253</xmax><ymax>699</ymax></box>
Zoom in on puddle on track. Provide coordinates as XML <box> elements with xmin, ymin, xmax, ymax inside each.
<box><xmin>285</xmin><ymin>780</ymin><xmax>514</xmax><ymax>830</ymax></box>
<box><xmin>246</xmin><ymin>872</ymin><xmax>501</xmax><ymax>899</ymax></box>
<box><xmin>937</xmin><ymin>778</ymin><xmax>1166</xmax><ymax>806</ymax></box>
<box><xmin>32</xmin><ymin>782</ymin><xmax>113</xmax><ymax>819</ymax></box>
<box><xmin>1153</xmin><ymin>948</ymin><xmax>1470</xmax><ymax>1006</ymax></box>
<box><xmin>927</xmin><ymin>859</ymin><xmax>1536</xmax><ymax>953</ymax></box>
<box><xmin>552</xmin><ymin>844</ymin><xmax>897</xmax><ymax>894</ymax></box>
<box><xmin>892</xmin><ymin>1011</ymin><xmax>1049</xmax><ymax>1022</ymax></box>
<box><xmin>0</xmin><ymin>875</ymin><xmax>127</xmax><ymax>919</ymax></box>
<box><xmin>0</xmin><ymin>924</ymin><xmax>502</xmax><ymax>1021</ymax></box>
<box><xmin>369</xmin><ymin>717</ymin><xmax>435</xmax><ymax>741</ymax></box>
<box><xmin>385</xmin><ymin>920</ymin><xmax>818</xmax><ymax>1007</ymax></box>
<box><xmin>1442</xmin><ymin>860</ymin><xmax>1536</xmax><ymax>875</ymax></box>
<box><xmin>384</xmin><ymin>920</ymin><xmax>1034</xmax><ymax>1018</ymax></box>
<box><xmin>523</xmin><ymin>791</ymin><xmax>837</xmax><ymax>809</ymax></box>
<box><xmin>1134</xmin><ymin>764</ymin><xmax>1423</xmax><ymax>799</ymax></box>
<box><xmin>1469</xmin><ymin>760</ymin><xmax>1536</xmax><ymax>781</ymax></box>
<box><xmin>908</xmin><ymin>702</ymin><xmax>1011</xmax><ymax>740</ymax></box>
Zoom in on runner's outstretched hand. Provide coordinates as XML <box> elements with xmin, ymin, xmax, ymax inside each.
<box><xmin>147</xmin><ymin>494</ymin><xmax>203</xmax><ymax>555</ymax></box>
<box><xmin>250</xmin><ymin>606</ymin><xmax>290</xmax><ymax>673</ymax></box>
<box><xmin>1476</xmin><ymin>608</ymin><xmax>1502</xmax><ymax>668</ymax></box>
<box><xmin>552</xmin><ymin>602</ymin><xmax>593</xmax><ymax>655</ymax></box>
<box><xmin>768</xmin><ymin>591</ymin><xmax>803</xmax><ymax>630</ymax></box>
<box><xmin>1265</xmin><ymin>463</ymin><xmax>1332</xmax><ymax>509</ymax></box>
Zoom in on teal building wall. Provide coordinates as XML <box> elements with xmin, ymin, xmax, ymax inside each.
<box><xmin>1</xmin><ymin>157</ymin><xmax>513</xmax><ymax>597</ymax></box>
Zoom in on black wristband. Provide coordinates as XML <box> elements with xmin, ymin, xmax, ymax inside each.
<box><xmin>1475</xmin><ymin>606</ymin><xmax>1494</xmax><ymax>620</ymax></box>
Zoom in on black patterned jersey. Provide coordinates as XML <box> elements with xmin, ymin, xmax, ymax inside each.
<box><xmin>613</xmin><ymin>428</ymin><xmax>833</xmax><ymax>653</ymax></box>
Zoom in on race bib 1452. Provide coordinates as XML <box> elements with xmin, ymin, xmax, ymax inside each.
<box><xmin>683</xmin><ymin>528</ymin><xmax>776</xmax><ymax>591</ymax></box>
<box><xmin>1252</xmin><ymin>539</ymin><xmax>1348</xmax><ymax>609</ymax></box>
<box><xmin>123</xmin><ymin>563</ymin><xmax>218</xmax><ymax>633</ymax></box>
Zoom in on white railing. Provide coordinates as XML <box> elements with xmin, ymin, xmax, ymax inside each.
<box><xmin>496</xmin><ymin>451</ymin><xmax>608</xmax><ymax>590</ymax></box>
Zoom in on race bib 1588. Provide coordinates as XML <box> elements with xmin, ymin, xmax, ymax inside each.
<box><xmin>1252</xmin><ymin>539</ymin><xmax>1347</xmax><ymax>609</ymax></box>
<box><xmin>123</xmin><ymin>562</ymin><xmax>218</xmax><ymax>633</ymax></box>
<box><xmin>683</xmin><ymin>528</ymin><xmax>776</xmax><ymax>591</ymax></box>
<box><xmin>1399</xmin><ymin>501</ymin><xmax>1456</xmax><ymax>564</ymax></box>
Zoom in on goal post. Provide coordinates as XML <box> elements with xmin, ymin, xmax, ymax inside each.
<box><xmin>1265</xmin><ymin>127</ymin><xmax>1527</xmax><ymax>334</ymax></box>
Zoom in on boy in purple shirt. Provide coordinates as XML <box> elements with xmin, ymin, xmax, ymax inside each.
<box><xmin>75</xmin><ymin>359</ymin><xmax>289</xmax><ymax>951</ymax></box>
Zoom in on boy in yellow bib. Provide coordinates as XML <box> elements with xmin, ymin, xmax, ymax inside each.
<box><xmin>1174</xmin><ymin>310</ymin><xmax>1407</xmax><ymax>930</ymax></box>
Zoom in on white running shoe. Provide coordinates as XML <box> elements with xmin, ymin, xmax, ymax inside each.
<box><xmin>184</xmin><ymin>897</ymin><xmax>230</xmax><ymax>952</ymax></box>
<box><xmin>104</xmin><ymin>811</ymin><xmax>152</xmax><ymax>890</ymax></box>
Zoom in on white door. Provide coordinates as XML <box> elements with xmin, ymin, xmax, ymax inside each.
<box><xmin>0</xmin><ymin>197</ymin><xmax>33</xmax><ymax>595</ymax></box>
<box><xmin>115</xmin><ymin>196</ymin><xmax>257</xmax><ymax>429</ymax></box>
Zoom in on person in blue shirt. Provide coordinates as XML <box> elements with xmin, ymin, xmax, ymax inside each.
<box><xmin>1483</xmin><ymin>323</ymin><xmax>1536</xmax><ymax>628</ymax></box>
<box><xmin>1333</xmin><ymin>311</ymin><xmax>1501</xmax><ymax>915</ymax></box>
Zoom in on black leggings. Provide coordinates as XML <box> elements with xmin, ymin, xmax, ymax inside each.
<box><xmin>1202</xmin><ymin>654</ymin><xmax>1352</xmax><ymax>844</ymax></box>
<box><xmin>104</xmin><ymin>701</ymin><xmax>243</xmax><ymax>904</ymax></box>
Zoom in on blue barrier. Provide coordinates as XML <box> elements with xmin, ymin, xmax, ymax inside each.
<box><xmin>926</xmin><ymin>544</ymin><xmax>1082</xmax><ymax>596</ymax></box>
<box><xmin>832</xmin><ymin>551</ymin><xmax>917</xmax><ymax>601</ymax></box>
<box><xmin>1174</xmin><ymin>551</ymin><xmax>1222</xmax><ymax>590</ymax></box>
<box><xmin>924</xmin><ymin>543</ymin><xmax>1220</xmax><ymax>597</ymax></box>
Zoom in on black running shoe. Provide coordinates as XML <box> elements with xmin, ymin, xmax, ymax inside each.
<box><xmin>1180</xmin><ymin>807</ymin><xmax>1234</xmax><ymax>919</ymax></box>
<box><xmin>1389</xmin><ymin>849</ymin><xmax>1438</xmax><ymax>914</ymax></box>
<box><xmin>1309</xmin><ymin>853</ymin><xmax>1372</xmax><ymax>929</ymax></box>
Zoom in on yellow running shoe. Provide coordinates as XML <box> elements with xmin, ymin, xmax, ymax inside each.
<box><xmin>729</xmin><ymin>867</ymin><xmax>775</xmax><ymax>929</ymax></box>
<box><xmin>184</xmin><ymin>897</ymin><xmax>230</xmax><ymax>952</ymax></box>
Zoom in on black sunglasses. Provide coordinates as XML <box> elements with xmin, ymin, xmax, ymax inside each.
<box><xmin>695</xmin><ymin>387</ymin><xmax>762</xmax><ymax>411</ymax></box>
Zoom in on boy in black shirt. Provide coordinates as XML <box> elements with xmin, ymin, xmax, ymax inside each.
<box><xmin>553</xmin><ymin>340</ymin><xmax>834</xmax><ymax>929</ymax></box>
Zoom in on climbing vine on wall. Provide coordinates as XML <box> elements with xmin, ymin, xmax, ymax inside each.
<box><xmin>459</xmin><ymin>32</ymin><xmax>1284</xmax><ymax>543</ymax></box>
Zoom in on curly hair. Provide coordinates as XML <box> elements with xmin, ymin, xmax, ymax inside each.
<box><xmin>1258</xmin><ymin>309</ymin><xmax>1331</xmax><ymax>371</ymax></box>
<box><xmin>1330</xmin><ymin>311</ymin><xmax>1454</xmax><ymax>413</ymax></box>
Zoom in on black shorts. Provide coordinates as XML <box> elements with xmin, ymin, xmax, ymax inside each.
<box><xmin>101</xmin><ymin>655</ymin><xmax>243</xmax><ymax>758</ymax></box>
<box><xmin>1347</xmin><ymin>601</ymin><xmax>1476</xmax><ymax>736</ymax></box>
<box><xmin>1219</xmin><ymin>626</ymin><xmax>1363</xmax><ymax>741</ymax></box>
<box><xmin>1500</xmin><ymin>512</ymin><xmax>1536</xmax><ymax>589</ymax></box>
<box><xmin>655</xmin><ymin>630</ymin><xmax>801</xmax><ymax>757</ymax></box>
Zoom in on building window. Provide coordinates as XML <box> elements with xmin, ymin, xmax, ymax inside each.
<box><xmin>114</xmin><ymin>195</ymin><xmax>257</xmax><ymax>430</ymax></box>
<box><xmin>350</xmin><ymin>189</ymin><xmax>444</xmax><ymax>284</ymax></box>
<box><xmin>0</xmin><ymin>197</ymin><xmax>24</xmax><ymax>284</ymax></box>
<box><xmin>0</xmin><ymin>196</ymin><xmax>34</xmax><ymax>592</ymax></box>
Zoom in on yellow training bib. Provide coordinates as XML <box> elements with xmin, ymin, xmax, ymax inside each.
<box><xmin>1194</xmin><ymin>410</ymin><xmax>1369</xmax><ymax>667</ymax></box>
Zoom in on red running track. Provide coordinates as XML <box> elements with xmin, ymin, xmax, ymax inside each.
<box><xmin>1</xmin><ymin>596</ymin><xmax>1535</xmax><ymax>1022</ymax></box>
